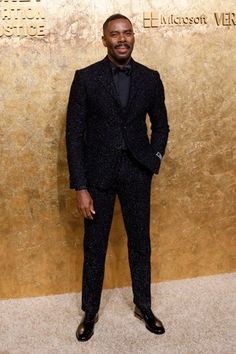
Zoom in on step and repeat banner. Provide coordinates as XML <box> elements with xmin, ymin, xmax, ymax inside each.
<box><xmin>0</xmin><ymin>0</ymin><xmax>235</xmax><ymax>298</ymax></box>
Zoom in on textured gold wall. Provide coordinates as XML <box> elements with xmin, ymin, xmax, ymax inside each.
<box><xmin>0</xmin><ymin>0</ymin><xmax>235</xmax><ymax>299</ymax></box>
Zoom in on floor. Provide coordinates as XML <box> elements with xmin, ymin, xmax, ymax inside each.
<box><xmin>0</xmin><ymin>272</ymin><xmax>235</xmax><ymax>354</ymax></box>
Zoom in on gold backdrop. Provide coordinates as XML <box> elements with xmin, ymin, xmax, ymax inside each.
<box><xmin>0</xmin><ymin>0</ymin><xmax>235</xmax><ymax>299</ymax></box>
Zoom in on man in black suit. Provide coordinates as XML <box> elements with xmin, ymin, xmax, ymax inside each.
<box><xmin>66</xmin><ymin>14</ymin><xmax>169</xmax><ymax>341</ymax></box>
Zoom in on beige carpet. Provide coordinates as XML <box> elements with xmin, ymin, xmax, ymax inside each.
<box><xmin>0</xmin><ymin>273</ymin><xmax>235</xmax><ymax>354</ymax></box>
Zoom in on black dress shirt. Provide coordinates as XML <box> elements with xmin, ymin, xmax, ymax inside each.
<box><xmin>109</xmin><ymin>60</ymin><xmax>132</xmax><ymax>108</ymax></box>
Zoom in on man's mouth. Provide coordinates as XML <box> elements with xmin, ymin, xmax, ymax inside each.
<box><xmin>115</xmin><ymin>44</ymin><xmax>130</xmax><ymax>54</ymax></box>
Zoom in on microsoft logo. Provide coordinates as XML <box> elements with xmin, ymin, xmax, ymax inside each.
<box><xmin>143</xmin><ymin>11</ymin><xmax>236</xmax><ymax>27</ymax></box>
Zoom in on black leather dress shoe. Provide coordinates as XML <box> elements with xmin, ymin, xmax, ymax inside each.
<box><xmin>134</xmin><ymin>306</ymin><xmax>165</xmax><ymax>335</ymax></box>
<box><xmin>76</xmin><ymin>313</ymin><xmax>98</xmax><ymax>342</ymax></box>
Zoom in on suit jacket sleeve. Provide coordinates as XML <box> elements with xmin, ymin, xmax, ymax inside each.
<box><xmin>148</xmin><ymin>71</ymin><xmax>170</xmax><ymax>172</ymax></box>
<box><xmin>66</xmin><ymin>70</ymin><xmax>87</xmax><ymax>189</ymax></box>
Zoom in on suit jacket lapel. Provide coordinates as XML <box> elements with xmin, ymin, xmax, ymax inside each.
<box><xmin>96</xmin><ymin>57</ymin><xmax>121</xmax><ymax>106</ymax></box>
<box><xmin>127</xmin><ymin>60</ymin><xmax>141</xmax><ymax>111</ymax></box>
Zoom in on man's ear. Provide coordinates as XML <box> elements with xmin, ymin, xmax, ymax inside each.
<box><xmin>102</xmin><ymin>35</ymin><xmax>107</xmax><ymax>47</ymax></box>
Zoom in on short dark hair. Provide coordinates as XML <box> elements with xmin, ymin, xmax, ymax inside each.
<box><xmin>103</xmin><ymin>14</ymin><xmax>132</xmax><ymax>32</ymax></box>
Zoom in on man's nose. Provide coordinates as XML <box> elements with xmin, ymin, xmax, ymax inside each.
<box><xmin>117</xmin><ymin>33</ymin><xmax>126</xmax><ymax>42</ymax></box>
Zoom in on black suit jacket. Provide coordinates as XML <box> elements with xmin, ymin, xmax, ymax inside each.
<box><xmin>66</xmin><ymin>57</ymin><xmax>169</xmax><ymax>189</ymax></box>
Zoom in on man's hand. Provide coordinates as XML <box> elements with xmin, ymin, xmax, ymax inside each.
<box><xmin>76</xmin><ymin>190</ymin><xmax>96</xmax><ymax>220</ymax></box>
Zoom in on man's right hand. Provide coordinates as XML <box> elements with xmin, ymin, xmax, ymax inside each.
<box><xmin>76</xmin><ymin>190</ymin><xmax>96</xmax><ymax>220</ymax></box>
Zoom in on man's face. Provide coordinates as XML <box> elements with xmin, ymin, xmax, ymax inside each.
<box><xmin>102</xmin><ymin>18</ymin><xmax>135</xmax><ymax>65</ymax></box>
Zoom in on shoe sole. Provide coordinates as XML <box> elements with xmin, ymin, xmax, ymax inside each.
<box><xmin>134</xmin><ymin>311</ymin><xmax>143</xmax><ymax>321</ymax></box>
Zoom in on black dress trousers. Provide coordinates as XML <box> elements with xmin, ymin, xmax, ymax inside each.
<box><xmin>81</xmin><ymin>149</ymin><xmax>153</xmax><ymax>315</ymax></box>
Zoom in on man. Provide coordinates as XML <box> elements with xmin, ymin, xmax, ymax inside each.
<box><xmin>66</xmin><ymin>14</ymin><xmax>169</xmax><ymax>342</ymax></box>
